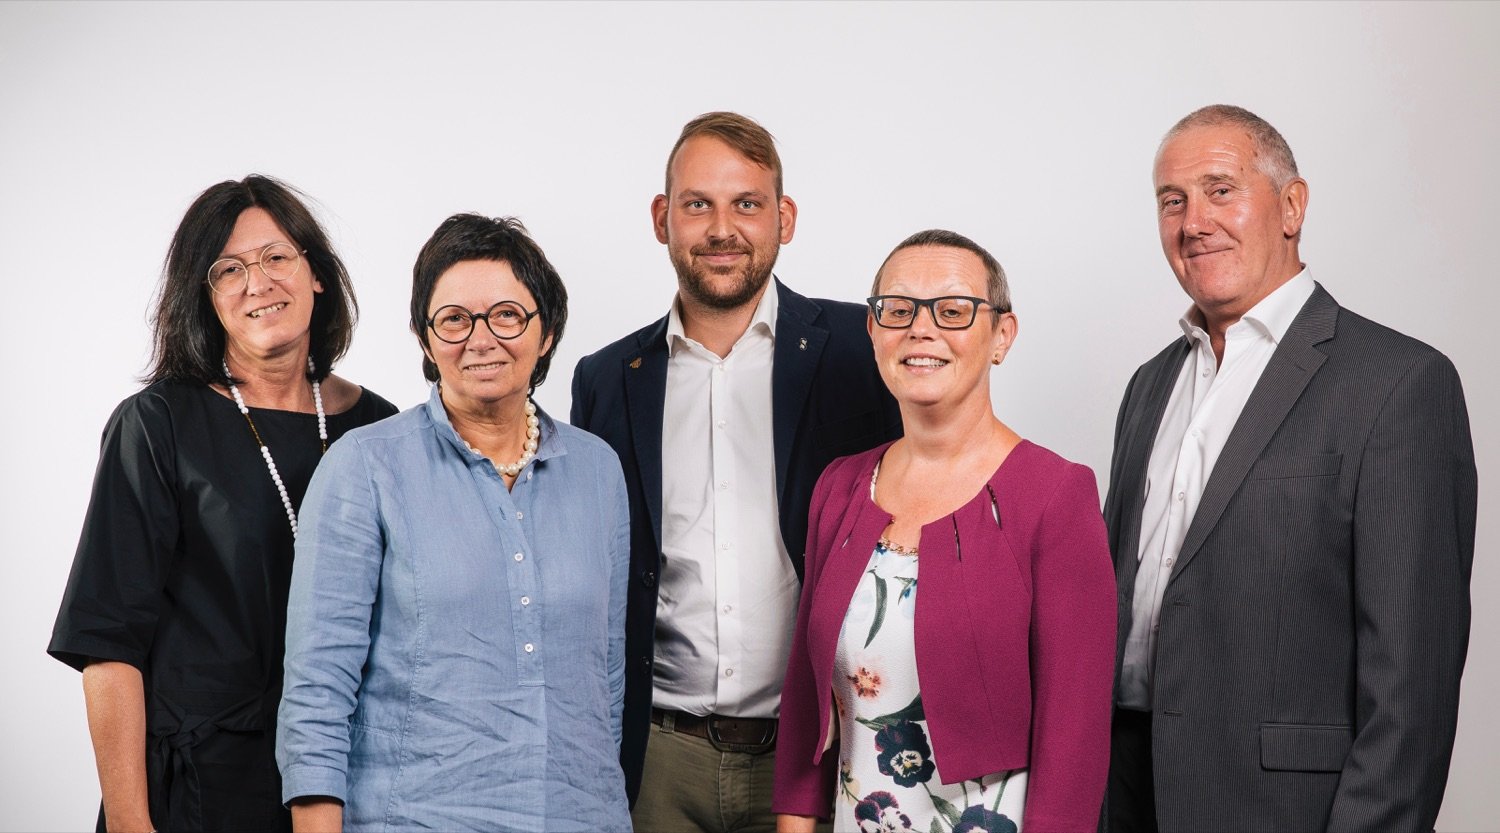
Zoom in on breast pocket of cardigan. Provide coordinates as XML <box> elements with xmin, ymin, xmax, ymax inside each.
<box><xmin>1248</xmin><ymin>453</ymin><xmax>1342</xmax><ymax>480</ymax></box>
<box><xmin>1259</xmin><ymin>722</ymin><xmax>1353</xmax><ymax>772</ymax></box>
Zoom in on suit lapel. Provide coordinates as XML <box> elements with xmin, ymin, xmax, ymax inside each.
<box><xmin>1169</xmin><ymin>285</ymin><xmax>1338</xmax><ymax>582</ymax></box>
<box><xmin>1115</xmin><ymin>341</ymin><xmax>1191</xmax><ymax>590</ymax></box>
<box><xmin>624</xmin><ymin>318</ymin><xmax>670</xmax><ymax>552</ymax></box>
<box><xmin>771</xmin><ymin>280</ymin><xmax>829</xmax><ymax>501</ymax></box>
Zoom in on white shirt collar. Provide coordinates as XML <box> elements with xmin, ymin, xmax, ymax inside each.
<box><xmin>665</xmin><ymin>279</ymin><xmax>780</xmax><ymax>354</ymax></box>
<box><xmin>1178</xmin><ymin>268</ymin><xmax>1314</xmax><ymax>346</ymax></box>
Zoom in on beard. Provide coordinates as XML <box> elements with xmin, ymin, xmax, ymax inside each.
<box><xmin>669</xmin><ymin>238</ymin><xmax>778</xmax><ymax>311</ymax></box>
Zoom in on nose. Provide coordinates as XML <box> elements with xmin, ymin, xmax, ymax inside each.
<box><xmin>1182</xmin><ymin>196</ymin><xmax>1216</xmax><ymax>237</ymax></box>
<box><xmin>706</xmin><ymin>205</ymin><xmax>735</xmax><ymax>242</ymax></box>
<box><xmin>907</xmin><ymin>304</ymin><xmax>939</xmax><ymax>338</ymax></box>
<box><xmin>467</xmin><ymin>316</ymin><xmax>501</xmax><ymax>350</ymax></box>
<box><xmin>243</xmin><ymin>259</ymin><xmax>276</xmax><ymax>296</ymax></box>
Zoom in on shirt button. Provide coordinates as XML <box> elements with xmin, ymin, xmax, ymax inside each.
<box><xmin>724</xmin><ymin>668</ymin><xmax>734</xmax><ymax>677</ymax></box>
<box><xmin>1165</xmin><ymin>557</ymin><xmax>1175</xmax><ymax>567</ymax></box>
<box><xmin>719</xmin><ymin>480</ymin><xmax>729</xmax><ymax>490</ymax></box>
<box><xmin>722</xmin><ymin>604</ymin><xmax>732</xmax><ymax>614</ymax></box>
<box><xmin>1201</xmin><ymin>369</ymin><xmax>1210</xmax><ymax>377</ymax></box>
<box><xmin>521</xmin><ymin>596</ymin><xmax>530</xmax><ymax>606</ymax></box>
<box><xmin>717</xmin><ymin>419</ymin><xmax>726</xmax><ymax>429</ymax></box>
<box><xmin>514</xmin><ymin>552</ymin><xmax>524</xmax><ymax>562</ymax></box>
<box><xmin>515</xmin><ymin>511</ymin><xmax>524</xmax><ymax>520</ymax></box>
<box><xmin>524</xmin><ymin>643</ymin><xmax>535</xmax><ymax>653</ymax></box>
<box><xmin>721</xmin><ymin>542</ymin><xmax>730</xmax><ymax>550</ymax></box>
<box><xmin>1176</xmin><ymin>492</ymin><xmax>1185</xmax><ymax>502</ymax></box>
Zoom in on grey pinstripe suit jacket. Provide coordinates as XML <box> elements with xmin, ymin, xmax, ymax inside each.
<box><xmin>1104</xmin><ymin>284</ymin><xmax>1477</xmax><ymax>831</ymax></box>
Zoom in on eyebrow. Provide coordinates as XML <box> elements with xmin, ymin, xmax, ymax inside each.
<box><xmin>679</xmin><ymin>189</ymin><xmax>770</xmax><ymax>203</ymax></box>
<box><xmin>219</xmin><ymin>240</ymin><xmax>291</xmax><ymax>259</ymax></box>
<box><xmin>1155</xmin><ymin>172</ymin><xmax>1240</xmax><ymax>197</ymax></box>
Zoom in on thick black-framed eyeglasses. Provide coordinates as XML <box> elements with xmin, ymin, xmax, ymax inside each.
<box><xmin>427</xmin><ymin>301</ymin><xmax>539</xmax><ymax>343</ymax></box>
<box><xmin>867</xmin><ymin>295</ymin><xmax>1005</xmax><ymax>330</ymax></box>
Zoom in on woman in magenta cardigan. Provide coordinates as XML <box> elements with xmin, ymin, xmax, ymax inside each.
<box><xmin>773</xmin><ymin>230</ymin><xmax>1115</xmax><ymax>833</ymax></box>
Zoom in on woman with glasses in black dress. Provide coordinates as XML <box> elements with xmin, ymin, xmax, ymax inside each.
<box><xmin>49</xmin><ymin>176</ymin><xmax>396</xmax><ymax>833</ymax></box>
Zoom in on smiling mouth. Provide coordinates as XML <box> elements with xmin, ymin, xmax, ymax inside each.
<box><xmin>464</xmin><ymin>361</ymin><xmax>505</xmax><ymax>372</ymax></box>
<box><xmin>248</xmin><ymin>302</ymin><xmax>287</xmax><ymax>319</ymax></box>
<box><xmin>903</xmin><ymin>357</ymin><xmax>949</xmax><ymax>368</ymax></box>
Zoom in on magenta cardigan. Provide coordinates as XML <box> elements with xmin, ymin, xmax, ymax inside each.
<box><xmin>771</xmin><ymin>440</ymin><xmax>1116</xmax><ymax>832</ymax></box>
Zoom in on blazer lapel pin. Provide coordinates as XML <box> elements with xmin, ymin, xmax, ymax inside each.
<box><xmin>629</xmin><ymin>357</ymin><xmax>642</xmax><ymax>369</ymax></box>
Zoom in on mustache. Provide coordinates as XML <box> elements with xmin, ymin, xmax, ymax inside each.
<box><xmin>691</xmin><ymin>242</ymin><xmax>752</xmax><ymax>256</ymax></box>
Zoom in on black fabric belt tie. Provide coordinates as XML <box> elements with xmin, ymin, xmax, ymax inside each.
<box><xmin>651</xmin><ymin>707</ymin><xmax>778</xmax><ymax>753</ymax></box>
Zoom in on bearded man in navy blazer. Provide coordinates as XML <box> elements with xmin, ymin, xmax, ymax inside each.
<box><xmin>571</xmin><ymin>112</ymin><xmax>900</xmax><ymax>832</ymax></box>
<box><xmin>1104</xmin><ymin>104</ymin><xmax>1477</xmax><ymax>832</ymax></box>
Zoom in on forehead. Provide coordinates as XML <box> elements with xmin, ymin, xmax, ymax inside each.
<box><xmin>1153</xmin><ymin>124</ymin><xmax>1263</xmax><ymax>187</ymax></box>
<box><xmin>222</xmin><ymin>207</ymin><xmax>292</xmax><ymax>256</ymax></box>
<box><xmin>879</xmin><ymin>246</ymin><xmax>987</xmax><ymax>295</ymax></box>
<box><xmin>430</xmin><ymin>259</ymin><xmax>534</xmax><ymax>308</ymax></box>
<box><xmin>668</xmin><ymin>135</ymin><xmax>775</xmax><ymax>196</ymax></box>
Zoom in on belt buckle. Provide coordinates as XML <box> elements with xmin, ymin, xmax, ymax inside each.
<box><xmin>706</xmin><ymin>716</ymin><xmax>777</xmax><ymax>753</ymax></box>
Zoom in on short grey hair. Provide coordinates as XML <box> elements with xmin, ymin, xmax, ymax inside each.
<box><xmin>1161</xmin><ymin>104</ymin><xmax>1300</xmax><ymax>190</ymax></box>
<box><xmin>871</xmin><ymin>229</ymin><xmax>1011</xmax><ymax>313</ymax></box>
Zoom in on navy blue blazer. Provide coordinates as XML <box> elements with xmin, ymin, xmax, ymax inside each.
<box><xmin>570</xmin><ymin>278</ymin><xmax>902</xmax><ymax>803</ymax></box>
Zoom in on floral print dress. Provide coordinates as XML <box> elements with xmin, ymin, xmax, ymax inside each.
<box><xmin>832</xmin><ymin>538</ymin><xmax>1028</xmax><ymax>833</ymax></box>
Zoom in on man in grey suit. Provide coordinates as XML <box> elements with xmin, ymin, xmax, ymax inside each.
<box><xmin>1104</xmin><ymin>104</ymin><xmax>1477</xmax><ymax>832</ymax></box>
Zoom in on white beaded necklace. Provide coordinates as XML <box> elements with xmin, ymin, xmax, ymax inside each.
<box><xmin>462</xmin><ymin>398</ymin><xmax>541</xmax><ymax>477</ymax></box>
<box><xmin>224</xmin><ymin>356</ymin><xmax>326</xmax><ymax>537</ymax></box>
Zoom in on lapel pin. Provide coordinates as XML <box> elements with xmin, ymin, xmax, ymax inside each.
<box><xmin>629</xmin><ymin>357</ymin><xmax>642</xmax><ymax>369</ymax></box>
<box><xmin>799</xmin><ymin>337</ymin><xmax>808</xmax><ymax>351</ymax></box>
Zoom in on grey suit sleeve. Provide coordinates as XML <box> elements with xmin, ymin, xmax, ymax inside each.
<box><xmin>1328</xmin><ymin>351</ymin><xmax>1477</xmax><ymax>832</ymax></box>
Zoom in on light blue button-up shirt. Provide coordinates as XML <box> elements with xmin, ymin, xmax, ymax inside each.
<box><xmin>277</xmin><ymin>385</ymin><xmax>631</xmax><ymax>832</ymax></box>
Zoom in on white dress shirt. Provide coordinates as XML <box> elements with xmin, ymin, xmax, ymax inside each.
<box><xmin>1119</xmin><ymin>270</ymin><xmax>1314</xmax><ymax>711</ymax></box>
<box><xmin>653</xmin><ymin>287</ymin><xmax>801</xmax><ymax>719</ymax></box>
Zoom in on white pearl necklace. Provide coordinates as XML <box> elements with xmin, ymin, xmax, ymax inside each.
<box><xmin>465</xmin><ymin>399</ymin><xmax>541</xmax><ymax>477</ymax></box>
<box><xmin>224</xmin><ymin>356</ymin><xmax>326</xmax><ymax>537</ymax></box>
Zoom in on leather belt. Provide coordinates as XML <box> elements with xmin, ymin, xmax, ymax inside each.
<box><xmin>651</xmin><ymin>707</ymin><xmax>777</xmax><ymax>753</ymax></box>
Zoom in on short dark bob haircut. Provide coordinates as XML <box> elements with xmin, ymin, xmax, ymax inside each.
<box><xmin>409</xmin><ymin>214</ymin><xmax>569</xmax><ymax>391</ymax></box>
<box><xmin>145</xmin><ymin>175</ymin><xmax>357</xmax><ymax>386</ymax></box>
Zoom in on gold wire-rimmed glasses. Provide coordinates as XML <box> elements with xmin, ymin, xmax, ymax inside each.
<box><xmin>205</xmin><ymin>242</ymin><xmax>306</xmax><ymax>295</ymax></box>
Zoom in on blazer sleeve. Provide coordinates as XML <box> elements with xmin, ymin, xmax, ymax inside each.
<box><xmin>570</xmin><ymin>357</ymin><xmax>593</xmax><ymax>429</ymax></box>
<box><xmin>771</xmin><ymin>462</ymin><xmax>842</xmax><ymax>819</ymax></box>
<box><xmin>1025</xmin><ymin>464</ymin><xmax>1117</xmax><ymax>832</ymax></box>
<box><xmin>1326</xmin><ymin>351</ymin><xmax>1476</xmax><ymax>832</ymax></box>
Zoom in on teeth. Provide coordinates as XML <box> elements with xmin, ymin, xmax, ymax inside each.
<box><xmin>903</xmin><ymin>357</ymin><xmax>948</xmax><ymax>367</ymax></box>
<box><xmin>467</xmin><ymin>362</ymin><xmax>501</xmax><ymax>371</ymax></box>
<box><xmin>248</xmin><ymin>303</ymin><xmax>287</xmax><ymax>319</ymax></box>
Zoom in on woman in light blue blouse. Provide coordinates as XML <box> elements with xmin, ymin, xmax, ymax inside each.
<box><xmin>276</xmin><ymin>214</ymin><xmax>631</xmax><ymax>832</ymax></box>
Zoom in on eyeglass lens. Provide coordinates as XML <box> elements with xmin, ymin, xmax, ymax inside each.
<box><xmin>430</xmin><ymin>301</ymin><xmax>532</xmax><ymax>343</ymax></box>
<box><xmin>207</xmin><ymin>243</ymin><xmax>302</xmax><ymax>294</ymax></box>
<box><xmin>875</xmin><ymin>296</ymin><xmax>979</xmax><ymax>329</ymax></box>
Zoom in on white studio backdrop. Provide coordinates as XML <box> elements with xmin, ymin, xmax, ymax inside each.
<box><xmin>2</xmin><ymin>2</ymin><xmax>1494</xmax><ymax>830</ymax></box>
